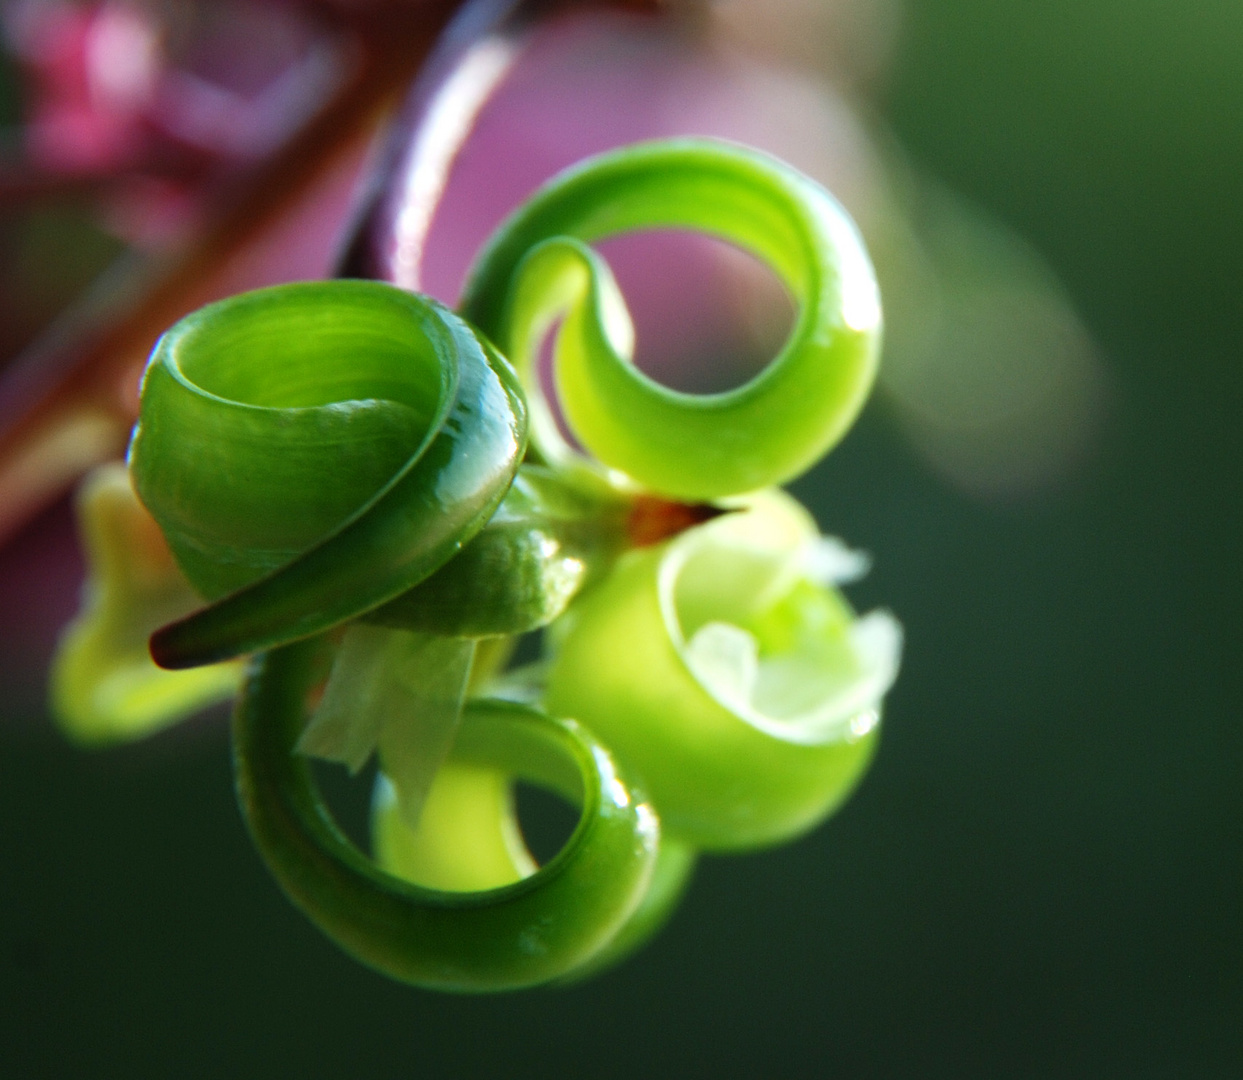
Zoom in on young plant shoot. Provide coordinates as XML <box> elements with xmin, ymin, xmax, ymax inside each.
<box><xmin>53</xmin><ymin>139</ymin><xmax>900</xmax><ymax>991</ymax></box>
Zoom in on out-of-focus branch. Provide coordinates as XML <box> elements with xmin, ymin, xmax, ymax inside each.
<box><xmin>0</xmin><ymin>0</ymin><xmax>692</xmax><ymax>547</ymax></box>
<box><xmin>0</xmin><ymin>0</ymin><xmax>466</xmax><ymax>544</ymax></box>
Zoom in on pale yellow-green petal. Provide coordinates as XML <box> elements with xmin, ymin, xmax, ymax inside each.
<box><xmin>51</xmin><ymin>463</ymin><xmax>240</xmax><ymax>746</ymax></box>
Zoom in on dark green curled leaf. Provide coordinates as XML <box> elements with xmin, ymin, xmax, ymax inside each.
<box><xmin>129</xmin><ymin>281</ymin><xmax>526</xmax><ymax>669</ymax></box>
<box><xmin>234</xmin><ymin>637</ymin><xmax>660</xmax><ymax>991</ymax></box>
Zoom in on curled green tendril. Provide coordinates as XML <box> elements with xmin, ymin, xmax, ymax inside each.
<box><xmin>131</xmin><ymin>281</ymin><xmax>526</xmax><ymax>669</ymax></box>
<box><xmin>460</xmin><ymin>138</ymin><xmax>882</xmax><ymax>500</ymax></box>
<box><xmin>371</xmin><ymin>727</ymin><xmax>698</xmax><ymax>980</ymax></box>
<box><xmin>236</xmin><ymin>637</ymin><xmax>659</xmax><ymax>992</ymax></box>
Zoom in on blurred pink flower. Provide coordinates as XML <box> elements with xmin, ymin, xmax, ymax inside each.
<box><xmin>3</xmin><ymin>0</ymin><xmax>342</xmax><ymax>244</ymax></box>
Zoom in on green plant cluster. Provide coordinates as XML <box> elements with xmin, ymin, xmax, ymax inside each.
<box><xmin>52</xmin><ymin>140</ymin><xmax>900</xmax><ymax>991</ymax></box>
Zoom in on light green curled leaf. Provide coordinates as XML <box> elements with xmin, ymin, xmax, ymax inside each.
<box><xmin>237</xmin><ymin>642</ymin><xmax>661</xmax><ymax>992</ymax></box>
<box><xmin>545</xmin><ymin>488</ymin><xmax>901</xmax><ymax>850</ymax></box>
<box><xmin>460</xmin><ymin>139</ymin><xmax>882</xmax><ymax>500</ymax></box>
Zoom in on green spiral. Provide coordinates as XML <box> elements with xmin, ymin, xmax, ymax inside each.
<box><xmin>460</xmin><ymin>138</ymin><xmax>882</xmax><ymax>500</ymax></box>
<box><xmin>235</xmin><ymin>639</ymin><xmax>660</xmax><ymax>991</ymax></box>
<box><xmin>131</xmin><ymin>280</ymin><xmax>526</xmax><ymax>668</ymax></box>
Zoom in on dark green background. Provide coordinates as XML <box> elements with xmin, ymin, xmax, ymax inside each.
<box><xmin>3</xmin><ymin>1</ymin><xmax>1241</xmax><ymax>1075</ymax></box>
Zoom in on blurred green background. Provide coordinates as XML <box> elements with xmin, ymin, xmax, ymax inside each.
<box><xmin>2</xmin><ymin>0</ymin><xmax>1241</xmax><ymax>1075</ymax></box>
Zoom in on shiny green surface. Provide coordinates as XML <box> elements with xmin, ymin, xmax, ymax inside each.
<box><xmin>131</xmin><ymin>281</ymin><xmax>526</xmax><ymax>667</ymax></box>
<box><xmin>460</xmin><ymin>139</ymin><xmax>882</xmax><ymax>500</ymax></box>
<box><xmin>558</xmin><ymin>836</ymin><xmax>697</xmax><ymax>982</ymax></box>
<box><xmin>11</xmin><ymin>1</ymin><xmax>1243</xmax><ymax>1068</ymax></box>
<box><xmin>546</xmin><ymin>491</ymin><xmax>892</xmax><ymax>850</ymax></box>
<box><xmin>234</xmin><ymin>639</ymin><xmax>660</xmax><ymax>992</ymax></box>
<box><xmin>373</xmin><ymin>715</ymin><xmax>699</xmax><ymax>975</ymax></box>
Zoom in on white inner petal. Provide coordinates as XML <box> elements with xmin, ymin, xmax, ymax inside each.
<box><xmin>684</xmin><ymin>621</ymin><xmax>760</xmax><ymax>711</ymax></box>
<box><xmin>802</xmin><ymin>535</ymin><xmax>872</xmax><ymax>585</ymax></box>
<box><xmin>664</xmin><ymin>492</ymin><xmax>903</xmax><ymax>742</ymax></box>
<box><xmin>751</xmin><ymin>610</ymin><xmax>902</xmax><ymax>727</ymax></box>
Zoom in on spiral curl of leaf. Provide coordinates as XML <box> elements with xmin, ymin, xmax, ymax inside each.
<box><xmin>236</xmin><ymin>640</ymin><xmax>660</xmax><ymax>991</ymax></box>
<box><xmin>461</xmin><ymin>139</ymin><xmax>882</xmax><ymax>500</ymax></box>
